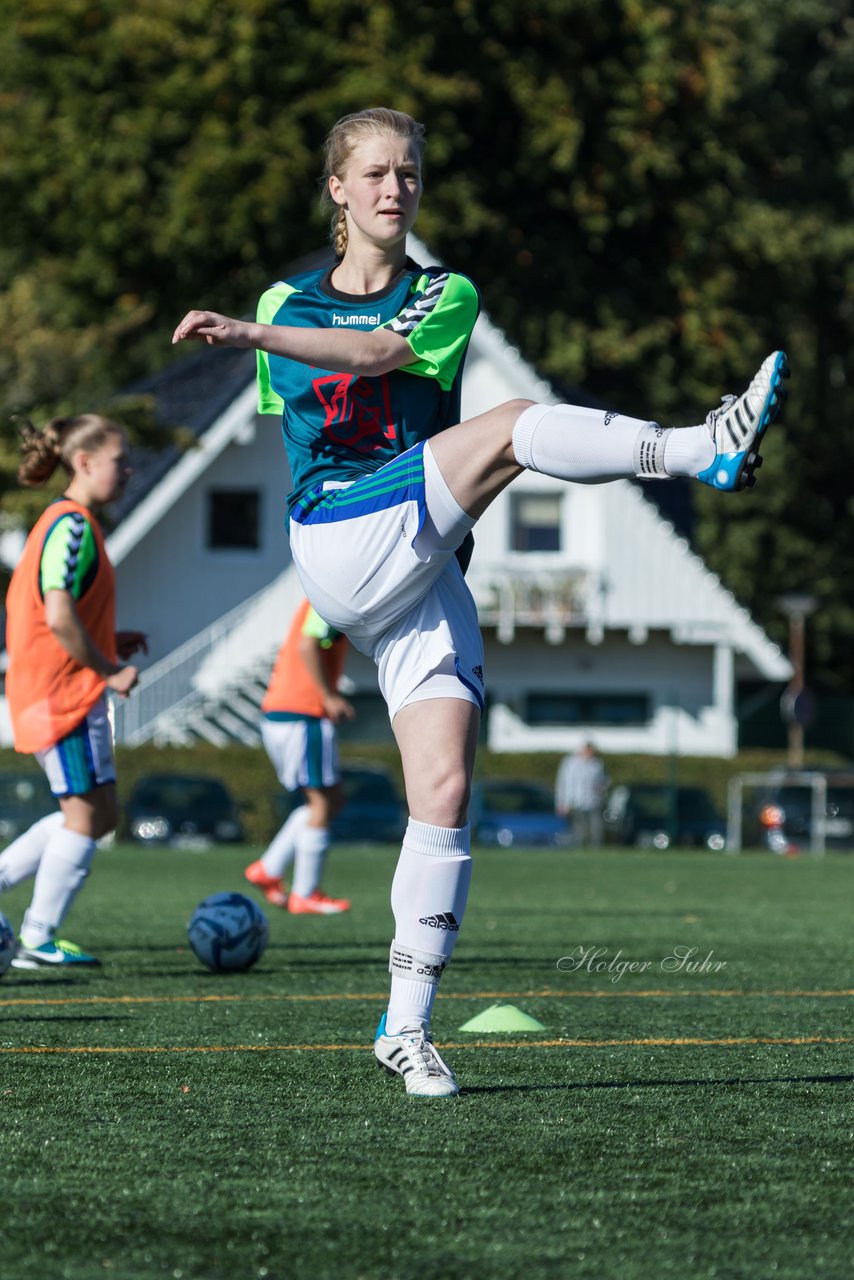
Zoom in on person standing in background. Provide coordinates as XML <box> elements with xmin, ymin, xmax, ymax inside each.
<box><xmin>555</xmin><ymin>742</ymin><xmax>608</xmax><ymax>848</ymax></box>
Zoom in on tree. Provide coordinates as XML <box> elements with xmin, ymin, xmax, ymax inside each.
<box><xmin>1</xmin><ymin>0</ymin><xmax>851</xmax><ymax>686</ymax></box>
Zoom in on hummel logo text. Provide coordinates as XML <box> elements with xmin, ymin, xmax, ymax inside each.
<box><xmin>419</xmin><ymin>912</ymin><xmax>460</xmax><ymax>931</ymax></box>
<box><xmin>332</xmin><ymin>313</ymin><xmax>380</xmax><ymax>326</ymax></box>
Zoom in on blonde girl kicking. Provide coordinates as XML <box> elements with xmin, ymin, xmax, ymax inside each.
<box><xmin>173</xmin><ymin>107</ymin><xmax>787</xmax><ymax>1095</ymax></box>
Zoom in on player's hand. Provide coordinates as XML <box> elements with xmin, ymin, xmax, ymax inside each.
<box><xmin>172</xmin><ymin>311</ymin><xmax>254</xmax><ymax>348</ymax></box>
<box><xmin>115</xmin><ymin>630</ymin><xmax>149</xmax><ymax>659</ymax></box>
<box><xmin>106</xmin><ymin>665</ymin><xmax>139</xmax><ymax>697</ymax></box>
<box><xmin>323</xmin><ymin>693</ymin><xmax>356</xmax><ymax>724</ymax></box>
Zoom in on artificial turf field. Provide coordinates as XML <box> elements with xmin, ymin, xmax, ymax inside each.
<box><xmin>0</xmin><ymin>843</ymin><xmax>852</xmax><ymax>1280</ymax></box>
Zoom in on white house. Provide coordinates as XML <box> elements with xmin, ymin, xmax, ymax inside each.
<box><xmin>0</xmin><ymin>239</ymin><xmax>790</xmax><ymax>757</ymax></box>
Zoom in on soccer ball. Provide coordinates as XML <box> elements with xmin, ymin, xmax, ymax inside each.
<box><xmin>0</xmin><ymin>911</ymin><xmax>16</xmax><ymax>978</ymax></box>
<box><xmin>187</xmin><ymin>892</ymin><xmax>268</xmax><ymax>973</ymax></box>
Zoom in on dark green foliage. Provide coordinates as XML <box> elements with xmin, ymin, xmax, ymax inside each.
<box><xmin>1</xmin><ymin>1</ymin><xmax>852</xmax><ymax>682</ymax></box>
<box><xmin>0</xmin><ymin>842</ymin><xmax>852</xmax><ymax>1279</ymax></box>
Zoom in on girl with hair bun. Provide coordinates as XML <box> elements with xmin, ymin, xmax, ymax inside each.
<box><xmin>0</xmin><ymin>414</ymin><xmax>147</xmax><ymax>968</ymax></box>
<box><xmin>173</xmin><ymin>106</ymin><xmax>787</xmax><ymax>1096</ymax></box>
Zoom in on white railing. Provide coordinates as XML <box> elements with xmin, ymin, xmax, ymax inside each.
<box><xmin>112</xmin><ymin>561</ymin><xmax>591</xmax><ymax>744</ymax></box>
<box><xmin>113</xmin><ymin>567</ymin><xmax>302</xmax><ymax>744</ymax></box>
<box><xmin>113</xmin><ymin>595</ymin><xmax>261</xmax><ymax>745</ymax></box>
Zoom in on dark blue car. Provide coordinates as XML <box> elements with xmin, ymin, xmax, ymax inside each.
<box><xmin>0</xmin><ymin>771</ymin><xmax>56</xmax><ymax>844</ymax></box>
<box><xmin>276</xmin><ymin>764</ymin><xmax>407</xmax><ymax>845</ymax></box>
<box><xmin>125</xmin><ymin>773</ymin><xmax>246</xmax><ymax>847</ymax></box>
<box><xmin>470</xmin><ymin>780</ymin><xmax>569</xmax><ymax>848</ymax></box>
<box><xmin>330</xmin><ymin>765</ymin><xmax>407</xmax><ymax>844</ymax></box>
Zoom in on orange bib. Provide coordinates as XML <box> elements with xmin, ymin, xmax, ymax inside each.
<box><xmin>262</xmin><ymin>599</ymin><xmax>347</xmax><ymax>719</ymax></box>
<box><xmin>6</xmin><ymin>499</ymin><xmax>116</xmax><ymax>754</ymax></box>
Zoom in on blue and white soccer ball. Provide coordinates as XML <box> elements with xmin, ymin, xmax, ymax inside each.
<box><xmin>0</xmin><ymin>910</ymin><xmax>16</xmax><ymax>978</ymax></box>
<box><xmin>187</xmin><ymin>892</ymin><xmax>269</xmax><ymax>973</ymax></box>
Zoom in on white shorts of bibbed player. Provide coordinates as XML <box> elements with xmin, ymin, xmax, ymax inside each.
<box><xmin>288</xmin><ymin>440</ymin><xmax>485</xmax><ymax>722</ymax></box>
<box><xmin>260</xmin><ymin>716</ymin><xmax>340</xmax><ymax>792</ymax></box>
<box><xmin>36</xmin><ymin>696</ymin><xmax>116</xmax><ymax>798</ymax></box>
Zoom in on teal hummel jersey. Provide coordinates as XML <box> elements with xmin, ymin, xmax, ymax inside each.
<box><xmin>256</xmin><ymin>259</ymin><xmax>479</xmax><ymax>511</ymax></box>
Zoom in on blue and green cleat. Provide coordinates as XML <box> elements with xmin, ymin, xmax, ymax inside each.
<box><xmin>11</xmin><ymin>937</ymin><xmax>101</xmax><ymax>969</ymax></box>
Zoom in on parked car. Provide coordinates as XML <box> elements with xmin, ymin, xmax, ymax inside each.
<box><xmin>742</xmin><ymin>770</ymin><xmax>854</xmax><ymax>854</ymax></box>
<box><xmin>603</xmin><ymin>784</ymin><xmax>726</xmax><ymax>850</ymax></box>
<box><xmin>0</xmin><ymin>771</ymin><xmax>56</xmax><ymax>844</ymax></box>
<box><xmin>125</xmin><ymin>773</ymin><xmax>246</xmax><ymax>847</ymax></box>
<box><xmin>470</xmin><ymin>779</ymin><xmax>570</xmax><ymax>847</ymax></box>
<box><xmin>275</xmin><ymin>764</ymin><xmax>407</xmax><ymax>844</ymax></box>
<box><xmin>330</xmin><ymin>765</ymin><xmax>407</xmax><ymax>844</ymax></box>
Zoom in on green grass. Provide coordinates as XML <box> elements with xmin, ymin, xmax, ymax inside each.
<box><xmin>1</xmin><ymin>843</ymin><xmax>852</xmax><ymax>1280</ymax></box>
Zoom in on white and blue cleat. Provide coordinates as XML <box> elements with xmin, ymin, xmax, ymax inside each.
<box><xmin>374</xmin><ymin>1012</ymin><xmax>460</xmax><ymax>1097</ymax></box>
<box><xmin>696</xmin><ymin>350</ymin><xmax>789</xmax><ymax>491</ymax></box>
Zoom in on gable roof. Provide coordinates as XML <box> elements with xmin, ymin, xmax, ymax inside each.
<box><xmin>109</xmin><ymin>342</ymin><xmax>258</xmax><ymax>532</ymax></box>
<box><xmin>106</xmin><ymin>246</ymin><xmax>336</xmax><ymax>540</ymax></box>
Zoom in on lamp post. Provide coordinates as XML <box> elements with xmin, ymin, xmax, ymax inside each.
<box><xmin>776</xmin><ymin>593</ymin><xmax>818</xmax><ymax>768</ymax></box>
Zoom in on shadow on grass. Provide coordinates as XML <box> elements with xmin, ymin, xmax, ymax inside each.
<box><xmin>478</xmin><ymin>905</ymin><xmax>712</xmax><ymax>918</ymax></box>
<box><xmin>0</xmin><ymin>1013</ymin><xmax>129</xmax><ymax>1024</ymax></box>
<box><xmin>0</xmin><ymin>975</ymin><xmax>92</xmax><ymax>989</ymax></box>
<box><xmin>133</xmin><ymin>956</ymin><xmax>389</xmax><ymax>979</ymax></box>
<box><xmin>461</xmin><ymin>1072</ymin><xmax>854</xmax><ymax>1095</ymax></box>
<box><xmin>452</xmin><ymin>954</ymin><xmax>577</xmax><ymax>969</ymax></box>
<box><xmin>108</xmin><ymin>941</ymin><xmax>370</xmax><ymax>955</ymax></box>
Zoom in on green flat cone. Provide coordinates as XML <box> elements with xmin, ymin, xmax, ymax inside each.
<box><xmin>458</xmin><ymin>1004</ymin><xmax>546</xmax><ymax>1033</ymax></box>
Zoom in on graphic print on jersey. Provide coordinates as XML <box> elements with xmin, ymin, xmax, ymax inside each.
<box><xmin>312</xmin><ymin>372</ymin><xmax>397</xmax><ymax>451</ymax></box>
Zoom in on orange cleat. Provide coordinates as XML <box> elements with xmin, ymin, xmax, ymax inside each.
<box><xmin>287</xmin><ymin>890</ymin><xmax>351</xmax><ymax>915</ymax></box>
<box><xmin>244</xmin><ymin>860</ymin><xmax>289</xmax><ymax>909</ymax></box>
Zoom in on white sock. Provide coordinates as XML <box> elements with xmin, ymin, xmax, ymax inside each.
<box><xmin>662</xmin><ymin>423</ymin><xmax>716</xmax><ymax>477</ymax></box>
<box><xmin>291</xmin><ymin>824</ymin><xmax>331</xmax><ymax>898</ymax></box>
<box><xmin>0</xmin><ymin>811</ymin><xmax>64</xmax><ymax>891</ymax></box>
<box><xmin>21</xmin><ymin>827</ymin><xmax>96</xmax><ymax>946</ymax></box>
<box><xmin>260</xmin><ymin>804</ymin><xmax>309</xmax><ymax>879</ymax></box>
<box><xmin>385</xmin><ymin>820</ymin><xmax>472</xmax><ymax>1036</ymax></box>
<box><xmin>513</xmin><ymin>402</ymin><xmax>673</xmax><ymax>482</ymax></box>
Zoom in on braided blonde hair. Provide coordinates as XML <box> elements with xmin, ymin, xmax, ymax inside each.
<box><xmin>321</xmin><ymin>108</ymin><xmax>426</xmax><ymax>259</ymax></box>
<box><xmin>16</xmin><ymin>414</ymin><xmax>123</xmax><ymax>488</ymax></box>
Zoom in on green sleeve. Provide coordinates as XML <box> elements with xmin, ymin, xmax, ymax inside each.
<box><xmin>302</xmin><ymin>606</ymin><xmax>344</xmax><ymax>650</ymax></box>
<box><xmin>382</xmin><ymin>272</ymin><xmax>480</xmax><ymax>391</ymax></box>
<box><xmin>39</xmin><ymin>513</ymin><xmax>98</xmax><ymax>600</ymax></box>
<box><xmin>256</xmin><ymin>282</ymin><xmax>298</xmax><ymax>415</ymax></box>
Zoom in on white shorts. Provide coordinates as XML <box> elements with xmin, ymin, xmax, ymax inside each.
<box><xmin>36</xmin><ymin>696</ymin><xmax>116</xmax><ymax>798</ymax></box>
<box><xmin>288</xmin><ymin>441</ymin><xmax>485</xmax><ymax>721</ymax></box>
<box><xmin>261</xmin><ymin>716</ymin><xmax>340</xmax><ymax>791</ymax></box>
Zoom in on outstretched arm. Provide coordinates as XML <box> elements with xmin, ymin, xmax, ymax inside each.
<box><xmin>172</xmin><ymin>309</ymin><xmax>412</xmax><ymax>379</ymax></box>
